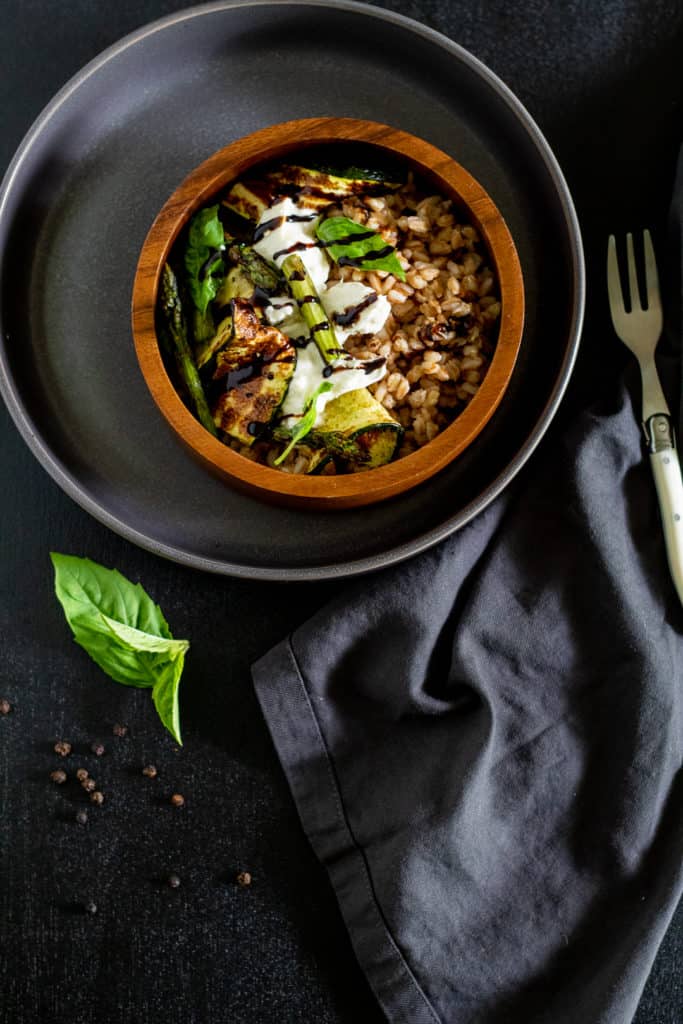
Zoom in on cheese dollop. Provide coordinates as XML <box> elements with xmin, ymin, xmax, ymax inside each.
<box><xmin>252</xmin><ymin>198</ymin><xmax>329</xmax><ymax>292</ymax></box>
<box><xmin>320</xmin><ymin>281</ymin><xmax>391</xmax><ymax>345</ymax></box>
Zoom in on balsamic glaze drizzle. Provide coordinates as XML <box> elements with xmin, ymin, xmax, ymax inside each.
<box><xmin>331</xmin><ymin>292</ymin><xmax>378</xmax><ymax>327</ymax></box>
<box><xmin>253</xmin><ymin>211</ymin><xmax>317</xmax><ymax>243</ymax></box>
<box><xmin>198</xmin><ymin>249</ymin><xmax>223</xmax><ymax>281</ymax></box>
<box><xmin>337</xmin><ymin>245</ymin><xmax>395</xmax><ymax>268</ymax></box>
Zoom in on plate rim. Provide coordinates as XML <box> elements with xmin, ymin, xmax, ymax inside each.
<box><xmin>0</xmin><ymin>0</ymin><xmax>585</xmax><ymax>582</ymax></box>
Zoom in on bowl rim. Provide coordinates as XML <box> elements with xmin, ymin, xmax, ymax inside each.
<box><xmin>131</xmin><ymin>116</ymin><xmax>525</xmax><ymax>508</ymax></box>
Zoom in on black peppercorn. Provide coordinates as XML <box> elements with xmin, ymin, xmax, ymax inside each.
<box><xmin>84</xmin><ymin>900</ymin><xmax>98</xmax><ymax>915</ymax></box>
<box><xmin>90</xmin><ymin>741</ymin><xmax>105</xmax><ymax>757</ymax></box>
<box><xmin>81</xmin><ymin>777</ymin><xmax>96</xmax><ymax>792</ymax></box>
<box><xmin>90</xmin><ymin>790</ymin><xmax>105</xmax><ymax>806</ymax></box>
<box><xmin>75</xmin><ymin>810</ymin><xmax>88</xmax><ymax>826</ymax></box>
<box><xmin>0</xmin><ymin>698</ymin><xmax>12</xmax><ymax>715</ymax></box>
<box><xmin>142</xmin><ymin>765</ymin><xmax>157</xmax><ymax>779</ymax></box>
<box><xmin>54</xmin><ymin>741</ymin><xmax>71</xmax><ymax>757</ymax></box>
<box><xmin>167</xmin><ymin>874</ymin><xmax>181</xmax><ymax>889</ymax></box>
<box><xmin>50</xmin><ymin>769</ymin><xmax>67</xmax><ymax>785</ymax></box>
<box><xmin>76</xmin><ymin>768</ymin><xmax>89</xmax><ymax>782</ymax></box>
<box><xmin>235</xmin><ymin>871</ymin><xmax>252</xmax><ymax>888</ymax></box>
<box><xmin>112</xmin><ymin>723</ymin><xmax>128</xmax><ymax>737</ymax></box>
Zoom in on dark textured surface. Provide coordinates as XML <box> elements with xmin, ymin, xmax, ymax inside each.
<box><xmin>0</xmin><ymin>2</ymin><xmax>681</xmax><ymax>1023</ymax></box>
<box><xmin>0</xmin><ymin>0</ymin><xmax>582</xmax><ymax>579</ymax></box>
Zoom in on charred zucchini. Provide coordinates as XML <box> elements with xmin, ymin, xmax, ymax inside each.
<box><xmin>196</xmin><ymin>313</ymin><xmax>232</xmax><ymax>370</ymax></box>
<box><xmin>273</xmin><ymin>164</ymin><xmax>401</xmax><ymax>202</ymax></box>
<box><xmin>233</xmin><ymin>243</ymin><xmax>283</xmax><ymax>294</ymax></box>
<box><xmin>199</xmin><ymin>245</ymin><xmax>283</xmax><ymax>370</ymax></box>
<box><xmin>214</xmin><ymin>264</ymin><xmax>256</xmax><ymax>308</ymax></box>
<box><xmin>222</xmin><ymin>164</ymin><xmax>401</xmax><ymax>222</ymax></box>
<box><xmin>271</xmin><ymin>388</ymin><xmax>403</xmax><ymax>470</ymax></box>
<box><xmin>221</xmin><ymin>180</ymin><xmax>273</xmax><ymax>223</ymax></box>
<box><xmin>315</xmin><ymin>388</ymin><xmax>402</xmax><ymax>469</ymax></box>
<box><xmin>212</xmin><ymin>300</ymin><xmax>296</xmax><ymax>446</ymax></box>
<box><xmin>215</xmin><ymin>245</ymin><xmax>282</xmax><ymax>309</ymax></box>
<box><xmin>300</xmin><ymin>162</ymin><xmax>402</xmax><ymax>185</ymax></box>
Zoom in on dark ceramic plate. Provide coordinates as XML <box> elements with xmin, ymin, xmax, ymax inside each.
<box><xmin>0</xmin><ymin>0</ymin><xmax>584</xmax><ymax>581</ymax></box>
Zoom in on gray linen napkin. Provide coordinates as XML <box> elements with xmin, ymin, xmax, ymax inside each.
<box><xmin>252</xmin><ymin>164</ymin><xmax>683</xmax><ymax>1024</ymax></box>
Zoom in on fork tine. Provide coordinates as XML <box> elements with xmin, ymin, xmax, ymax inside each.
<box><xmin>625</xmin><ymin>232</ymin><xmax>642</xmax><ymax>312</ymax></box>
<box><xmin>643</xmin><ymin>228</ymin><xmax>662</xmax><ymax>314</ymax></box>
<box><xmin>607</xmin><ymin>235</ymin><xmax>624</xmax><ymax>317</ymax></box>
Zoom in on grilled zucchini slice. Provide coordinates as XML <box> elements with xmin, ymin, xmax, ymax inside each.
<box><xmin>273</xmin><ymin>165</ymin><xmax>401</xmax><ymax>204</ymax></box>
<box><xmin>221</xmin><ymin>180</ymin><xmax>273</xmax><ymax>223</ymax></box>
<box><xmin>196</xmin><ymin>313</ymin><xmax>232</xmax><ymax>370</ymax></box>
<box><xmin>198</xmin><ymin>248</ymin><xmax>282</xmax><ymax>370</ymax></box>
<box><xmin>222</xmin><ymin>164</ymin><xmax>401</xmax><ymax>222</ymax></box>
<box><xmin>315</xmin><ymin>388</ymin><xmax>402</xmax><ymax>470</ymax></box>
<box><xmin>211</xmin><ymin>300</ymin><xmax>296</xmax><ymax>446</ymax></box>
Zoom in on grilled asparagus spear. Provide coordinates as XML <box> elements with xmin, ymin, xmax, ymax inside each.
<box><xmin>159</xmin><ymin>263</ymin><xmax>217</xmax><ymax>436</ymax></box>
<box><xmin>281</xmin><ymin>253</ymin><xmax>339</xmax><ymax>364</ymax></box>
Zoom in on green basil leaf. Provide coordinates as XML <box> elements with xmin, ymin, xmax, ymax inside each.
<box><xmin>51</xmin><ymin>553</ymin><xmax>190</xmax><ymax>744</ymax></box>
<box><xmin>316</xmin><ymin>216</ymin><xmax>406</xmax><ymax>281</ymax></box>
<box><xmin>152</xmin><ymin>654</ymin><xmax>185</xmax><ymax>747</ymax></box>
<box><xmin>274</xmin><ymin>381</ymin><xmax>334</xmax><ymax>465</ymax></box>
<box><xmin>101</xmin><ymin>617</ymin><xmax>189</xmax><ymax>658</ymax></box>
<box><xmin>185</xmin><ymin>205</ymin><xmax>226</xmax><ymax>314</ymax></box>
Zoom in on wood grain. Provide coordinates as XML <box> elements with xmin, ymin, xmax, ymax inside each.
<box><xmin>131</xmin><ymin>117</ymin><xmax>525</xmax><ymax>509</ymax></box>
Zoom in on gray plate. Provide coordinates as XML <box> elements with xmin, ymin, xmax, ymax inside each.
<box><xmin>0</xmin><ymin>0</ymin><xmax>584</xmax><ymax>581</ymax></box>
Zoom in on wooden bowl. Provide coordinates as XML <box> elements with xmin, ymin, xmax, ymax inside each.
<box><xmin>131</xmin><ymin>117</ymin><xmax>524</xmax><ymax>509</ymax></box>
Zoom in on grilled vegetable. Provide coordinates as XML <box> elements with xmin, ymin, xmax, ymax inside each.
<box><xmin>271</xmin><ymin>389</ymin><xmax>402</xmax><ymax>470</ymax></box>
<box><xmin>214</xmin><ymin>265</ymin><xmax>256</xmax><ymax>308</ymax></box>
<box><xmin>281</xmin><ymin>253</ymin><xmax>339</xmax><ymax>364</ymax></box>
<box><xmin>196</xmin><ymin>313</ymin><xmax>233</xmax><ymax>370</ymax></box>
<box><xmin>222</xmin><ymin>164</ymin><xmax>400</xmax><ymax>222</ymax></box>
<box><xmin>271</xmin><ymin>426</ymin><xmax>369</xmax><ymax>465</ymax></box>
<box><xmin>300</xmin><ymin>161</ymin><xmax>402</xmax><ymax>185</ymax></box>
<box><xmin>198</xmin><ymin>244</ymin><xmax>284</xmax><ymax>370</ymax></box>
<box><xmin>214</xmin><ymin>245</ymin><xmax>282</xmax><ymax>305</ymax></box>
<box><xmin>273</xmin><ymin>164</ymin><xmax>401</xmax><ymax>205</ymax></box>
<box><xmin>305</xmin><ymin>450</ymin><xmax>334</xmax><ymax>474</ymax></box>
<box><xmin>158</xmin><ymin>264</ymin><xmax>217</xmax><ymax>436</ymax></box>
<box><xmin>233</xmin><ymin>244</ymin><xmax>283</xmax><ymax>293</ymax></box>
<box><xmin>211</xmin><ymin>300</ymin><xmax>296</xmax><ymax>446</ymax></box>
<box><xmin>314</xmin><ymin>388</ymin><xmax>402</xmax><ymax>469</ymax></box>
<box><xmin>221</xmin><ymin>180</ymin><xmax>272</xmax><ymax>224</ymax></box>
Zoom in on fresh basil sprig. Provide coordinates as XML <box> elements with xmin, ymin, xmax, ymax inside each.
<box><xmin>51</xmin><ymin>554</ymin><xmax>189</xmax><ymax>745</ymax></box>
<box><xmin>274</xmin><ymin>381</ymin><xmax>334</xmax><ymax>465</ymax></box>
<box><xmin>184</xmin><ymin>205</ymin><xmax>226</xmax><ymax>314</ymax></box>
<box><xmin>316</xmin><ymin>216</ymin><xmax>406</xmax><ymax>281</ymax></box>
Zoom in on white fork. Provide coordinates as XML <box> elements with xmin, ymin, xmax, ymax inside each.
<box><xmin>607</xmin><ymin>229</ymin><xmax>683</xmax><ymax>605</ymax></box>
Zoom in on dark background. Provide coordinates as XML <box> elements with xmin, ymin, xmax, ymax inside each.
<box><xmin>1</xmin><ymin>2</ymin><xmax>681</xmax><ymax>1022</ymax></box>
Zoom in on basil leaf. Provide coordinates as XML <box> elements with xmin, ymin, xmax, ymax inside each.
<box><xmin>274</xmin><ymin>381</ymin><xmax>334</xmax><ymax>465</ymax></box>
<box><xmin>185</xmin><ymin>205</ymin><xmax>226</xmax><ymax>314</ymax></box>
<box><xmin>316</xmin><ymin>216</ymin><xmax>406</xmax><ymax>281</ymax></box>
<box><xmin>152</xmin><ymin>655</ymin><xmax>185</xmax><ymax>746</ymax></box>
<box><xmin>51</xmin><ymin>553</ymin><xmax>189</xmax><ymax>744</ymax></box>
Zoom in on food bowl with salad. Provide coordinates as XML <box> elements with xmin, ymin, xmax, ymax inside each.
<box><xmin>131</xmin><ymin>118</ymin><xmax>524</xmax><ymax>508</ymax></box>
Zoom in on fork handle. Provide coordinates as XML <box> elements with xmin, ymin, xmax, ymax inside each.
<box><xmin>646</xmin><ymin>415</ymin><xmax>683</xmax><ymax>605</ymax></box>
